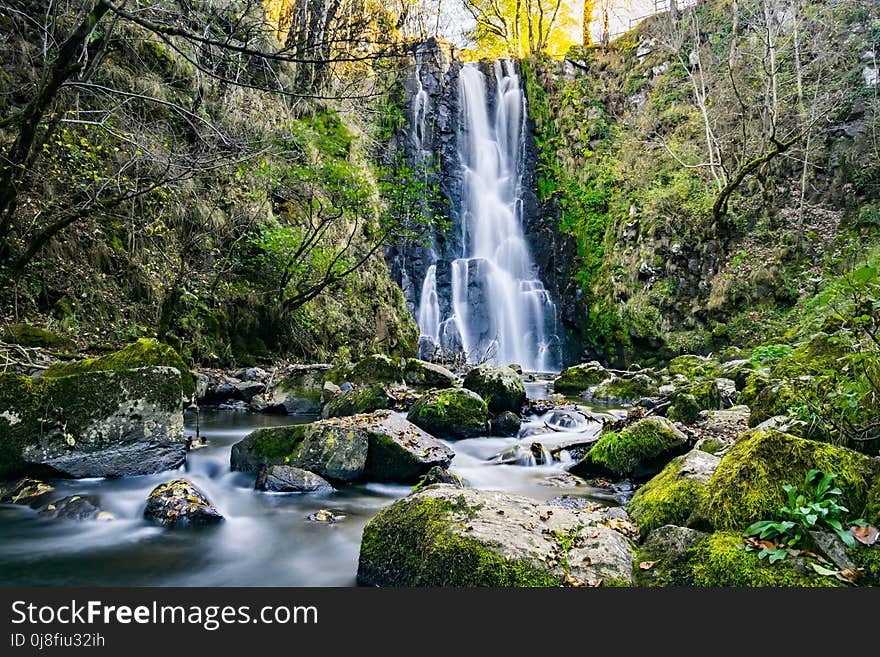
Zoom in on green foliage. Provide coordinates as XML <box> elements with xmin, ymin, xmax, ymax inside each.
<box><xmin>745</xmin><ymin>470</ymin><xmax>862</xmax><ymax>562</ymax></box>
<box><xmin>751</xmin><ymin>344</ymin><xmax>793</xmax><ymax>365</ymax></box>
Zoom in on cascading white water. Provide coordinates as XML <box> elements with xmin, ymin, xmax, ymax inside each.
<box><xmin>416</xmin><ymin>60</ymin><xmax>558</xmax><ymax>371</ymax></box>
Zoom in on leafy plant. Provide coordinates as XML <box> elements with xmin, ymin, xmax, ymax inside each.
<box><xmin>745</xmin><ymin>469</ymin><xmax>862</xmax><ymax>563</ymax></box>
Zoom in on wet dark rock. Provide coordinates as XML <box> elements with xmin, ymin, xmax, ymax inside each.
<box><xmin>462</xmin><ymin>364</ymin><xmax>526</xmax><ymax>414</ymax></box>
<box><xmin>406</xmin><ymin>388</ymin><xmax>489</xmax><ymax>439</ymax></box>
<box><xmin>255</xmin><ymin>465</ymin><xmax>334</xmax><ymax>493</ymax></box>
<box><xmin>39</xmin><ymin>495</ymin><xmax>110</xmax><ymax>521</ymax></box>
<box><xmin>308</xmin><ymin>509</ymin><xmax>345</xmax><ymax>523</ymax></box>
<box><xmin>144</xmin><ymin>479</ymin><xmax>223</xmax><ymax>527</ymax></box>
<box><xmin>0</xmin><ymin>478</ymin><xmax>55</xmax><ymax>505</ymax></box>
<box><xmin>416</xmin><ymin>465</ymin><xmax>465</xmax><ymax>489</ymax></box>
<box><xmin>233</xmin><ymin>381</ymin><xmax>264</xmax><ymax>402</ymax></box>
<box><xmin>403</xmin><ymin>359</ymin><xmax>456</xmax><ymax>388</ymax></box>
<box><xmin>491</xmin><ymin>411</ymin><xmax>521</xmax><ymax>437</ymax></box>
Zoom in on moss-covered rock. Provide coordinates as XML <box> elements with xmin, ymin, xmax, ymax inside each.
<box><xmin>406</xmin><ymin>388</ymin><xmax>489</xmax><ymax>439</ymax></box>
<box><xmin>268</xmin><ymin>364</ymin><xmax>330</xmax><ymax>415</ymax></box>
<box><xmin>668</xmin><ymin>355</ymin><xmax>717</xmax><ymax>380</ymax></box>
<box><xmin>45</xmin><ymin>338</ymin><xmax>194</xmax><ymax>399</ymax></box>
<box><xmin>144</xmin><ymin>479</ymin><xmax>223</xmax><ymax>527</ymax></box>
<box><xmin>322</xmin><ymin>384</ymin><xmax>392</xmax><ymax>418</ymax></box>
<box><xmin>357</xmin><ymin>486</ymin><xmax>636</xmax><ymax>587</ymax></box>
<box><xmin>1</xmin><ymin>323</ymin><xmax>73</xmax><ymax>349</ymax></box>
<box><xmin>677</xmin><ymin>379</ymin><xmax>723</xmax><ymax>411</ymax></box>
<box><xmin>0</xmin><ymin>478</ymin><xmax>54</xmax><ymax>505</ymax></box>
<box><xmin>867</xmin><ymin>476</ymin><xmax>880</xmax><ymax>526</ymax></box>
<box><xmin>747</xmin><ymin>380</ymin><xmax>796</xmax><ymax>427</ymax></box>
<box><xmin>772</xmin><ymin>332</ymin><xmax>847</xmax><ymax>379</ymax></box>
<box><xmin>716</xmin><ymin>359</ymin><xmax>756</xmax><ymax>391</ymax></box>
<box><xmin>0</xmin><ymin>366</ymin><xmax>186</xmax><ymax>479</ymax></box>
<box><xmin>698</xmin><ymin>430</ymin><xmax>879</xmax><ymax>531</ymax></box>
<box><xmin>490</xmin><ymin>411</ymin><xmax>521</xmax><ymax>437</ymax></box>
<box><xmin>360</xmin><ymin>410</ymin><xmax>454</xmax><ymax>483</ymax></box>
<box><xmin>569</xmin><ymin>416</ymin><xmax>689</xmax><ymax>479</ymax></box>
<box><xmin>462</xmin><ymin>365</ymin><xmax>526</xmax><ymax>414</ymax></box>
<box><xmin>627</xmin><ymin>449</ymin><xmax>720</xmax><ymax>534</ymax></box>
<box><xmin>347</xmin><ymin>354</ymin><xmax>405</xmax><ymax>386</ymax></box>
<box><xmin>590</xmin><ymin>374</ymin><xmax>658</xmax><ymax>405</ymax></box>
<box><xmin>848</xmin><ymin>546</ymin><xmax>880</xmax><ymax>586</ymax></box>
<box><xmin>403</xmin><ymin>359</ymin><xmax>456</xmax><ymax>389</ymax></box>
<box><xmin>633</xmin><ymin>525</ymin><xmax>706</xmax><ymax>587</ymax></box>
<box><xmin>553</xmin><ymin>362</ymin><xmax>610</xmax><ymax>395</ymax></box>
<box><xmin>668</xmin><ymin>393</ymin><xmax>700</xmax><ymax>424</ymax></box>
<box><xmin>689</xmin><ymin>532</ymin><xmax>843</xmax><ymax>587</ymax></box>
<box><xmin>230</xmin><ymin>420</ymin><xmax>368</xmax><ymax>481</ymax></box>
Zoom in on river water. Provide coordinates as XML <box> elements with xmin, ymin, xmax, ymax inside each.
<box><xmin>0</xmin><ymin>382</ymin><xmax>625</xmax><ymax>586</ymax></box>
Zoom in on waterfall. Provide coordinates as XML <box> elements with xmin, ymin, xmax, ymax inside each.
<box><xmin>415</xmin><ymin>60</ymin><xmax>559</xmax><ymax>372</ymax></box>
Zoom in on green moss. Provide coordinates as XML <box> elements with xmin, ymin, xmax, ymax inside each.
<box><xmin>699</xmin><ymin>430</ymin><xmax>878</xmax><ymax>531</ymax></box>
<box><xmin>628</xmin><ymin>457</ymin><xmax>705</xmax><ymax>533</ymax></box>
<box><xmin>867</xmin><ymin>477</ymin><xmax>880</xmax><ymax>525</ymax></box>
<box><xmin>358</xmin><ymin>495</ymin><xmax>561</xmax><ymax>587</ymax></box>
<box><xmin>249</xmin><ymin>425</ymin><xmax>308</xmax><ymax>463</ymax></box>
<box><xmin>747</xmin><ymin>381</ymin><xmax>796</xmax><ymax>427</ymax></box>
<box><xmin>591</xmin><ymin>375</ymin><xmax>658</xmax><ymax>404</ymax></box>
<box><xmin>574</xmin><ymin>417</ymin><xmax>687</xmax><ymax>477</ymax></box>
<box><xmin>1</xmin><ymin>324</ymin><xmax>73</xmax><ymax>349</ymax></box>
<box><xmin>847</xmin><ymin>547</ymin><xmax>880</xmax><ymax>586</ymax></box>
<box><xmin>324</xmin><ymin>385</ymin><xmax>390</xmax><ymax>418</ymax></box>
<box><xmin>698</xmin><ymin>438</ymin><xmax>726</xmax><ymax>455</ymax></box>
<box><xmin>406</xmin><ymin>388</ymin><xmax>489</xmax><ymax>439</ymax></box>
<box><xmin>462</xmin><ymin>365</ymin><xmax>526</xmax><ymax>414</ymax></box>
<box><xmin>45</xmin><ymin>338</ymin><xmax>194</xmax><ymax>398</ymax></box>
<box><xmin>347</xmin><ymin>354</ymin><xmax>404</xmax><ymax>385</ymax></box>
<box><xmin>553</xmin><ymin>362</ymin><xmax>610</xmax><ymax>394</ymax></box>
<box><xmin>678</xmin><ymin>379</ymin><xmax>722</xmax><ymax>411</ymax></box>
<box><xmin>668</xmin><ymin>393</ymin><xmax>700</xmax><ymax>424</ymax></box>
<box><xmin>689</xmin><ymin>532</ymin><xmax>844</xmax><ymax>587</ymax></box>
<box><xmin>668</xmin><ymin>355</ymin><xmax>717</xmax><ymax>380</ymax></box>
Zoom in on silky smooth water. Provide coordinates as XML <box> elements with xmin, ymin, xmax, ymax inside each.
<box><xmin>417</xmin><ymin>61</ymin><xmax>559</xmax><ymax>371</ymax></box>
<box><xmin>0</xmin><ymin>387</ymin><xmax>622</xmax><ymax>586</ymax></box>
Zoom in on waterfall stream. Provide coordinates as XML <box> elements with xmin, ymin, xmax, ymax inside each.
<box><xmin>416</xmin><ymin>61</ymin><xmax>559</xmax><ymax>372</ymax></box>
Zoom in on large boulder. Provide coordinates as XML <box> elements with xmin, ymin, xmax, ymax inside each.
<box><xmin>230</xmin><ymin>420</ymin><xmax>369</xmax><ymax>482</ymax></box>
<box><xmin>264</xmin><ymin>364</ymin><xmax>332</xmax><ymax>415</ymax></box>
<box><xmin>697</xmin><ymin>429</ymin><xmax>879</xmax><ymax>531</ymax></box>
<box><xmin>44</xmin><ymin>338</ymin><xmax>194</xmax><ymax>398</ymax></box>
<box><xmin>360</xmin><ymin>410</ymin><xmax>454</xmax><ymax>483</ymax></box>
<box><xmin>569</xmin><ymin>417</ymin><xmax>688</xmax><ymax>479</ymax></box>
<box><xmin>347</xmin><ymin>354</ymin><xmax>405</xmax><ymax>386</ymax></box>
<box><xmin>231</xmin><ymin>411</ymin><xmax>453</xmax><ymax>483</ymax></box>
<box><xmin>0</xmin><ymin>366</ymin><xmax>187</xmax><ymax>479</ymax></box>
<box><xmin>667</xmin><ymin>355</ymin><xmax>717</xmax><ymax>380</ymax></box>
<box><xmin>553</xmin><ymin>362</ymin><xmax>610</xmax><ymax>395</ymax></box>
<box><xmin>627</xmin><ymin>449</ymin><xmax>721</xmax><ymax>534</ymax></box>
<box><xmin>144</xmin><ymin>479</ymin><xmax>223</xmax><ymax>527</ymax></box>
<box><xmin>462</xmin><ymin>365</ymin><xmax>526</xmax><ymax>414</ymax></box>
<box><xmin>322</xmin><ymin>385</ymin><xmax>392</xmax><ymax>419</ymax></box>
<box><xmin>255</xmin><ymin>465</ymin><xmax>334</xmax><ymax>493</ymax></box>
<box><xmin>403</xmin><ymin>359</ymin><xmax>456</xmax><ymax>389</ymax></box>
<box><xmin>1</xmin><ymin>323</ymin><xmax>74</xmax><ymax>349</ymax></box>
<box><xmin>406</xmin><ymin>388</ymin><xmax>489</xmax><ymax>439</ymax></box>
<box><xmin>357</xmin><ymin>486</ymin><xmax>636</xmax><ymax>587</ymax></box>
<box><xmin>634</xmin><ymin>527</ymin><xmax>840</xmax><ymax>587</ymax></box>
<box><xmin>589</xmin><ymin>374</ymin><xmax>658</xmax><ymax>405</ymax></box>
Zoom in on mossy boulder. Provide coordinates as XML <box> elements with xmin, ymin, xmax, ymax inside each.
<box><xmin>716</xmin><ymin>359</ymin><xmax>756</xmax><ymax>391</ymax></box>
<box><xmin>747</xmin><ymin>381</ymin><xmax>796</xmax><ymax>427</ymax></box>
<box><xmin>772</xmin><ymin>332</ymin><xmax>847</xmax><ymax>379</ymax></box>
<box><xmin>143</xmin><ymin>479</ymin><xmax>223</xmax><ymax>527</ymax></box>
<box><xmin>347</xmin><ymin>354</ymin><xmax>405</xmax><ymax>386</ymax></box>
<box><xmin>570</xmin><ymin>417</ymin><xmax>689</xmax><ymax>479</ymax></box>
<box><xmin>322</xmin><ymin>384</ymin><xmax>392</xmax><ymax>419</ymax></box>
<box><xmin>668</xmin><ymin>355</ymin><xmax>717</xmax><ymax>380</ymax></box>
<box><xmin>230</xmin><ymin>421</ymin><xmax>369</xmax><ymax>482</ymax></box>
<box><xmin>267</xmin><ymin>364</ymin><xmax>331</xmax><ymax>415</ymax></box>
<box><xmin>667</xmin><ymin>394</ymin><xmax>700</xmax><ymax>424</ymax></box>
<box><xmin>866</xmin><ymin>476</ymin><xmax>880</xmax><ymax>526</ymax></box>
<box><xmin>407</xmin><ymin>388</ymin><xmax>489</xmax><ymax>439</ymax></box>
<box><xmin>633</xmin><ymin>525</ymin><xmax>706</xmax><ymax>587</ymax></box>
<box><xmin>0</xmin><ymin>366</ymin><xmax>186</xmax><ymax>479</ymax></box>
<box><xmin>462</xmin><ymin>365</ymin><xmax>526</xmax><ymax>414</ymax></box>
<box><xmin>403</xmin><ymin>359</ymin><xmax>456</xmax><ymax>389</ymax></box>
<box><xmin>357</xmin><ymin>486</ymin><xmax>636</xmax><ymax>587</ymax></box>
<box><xmin>627</xmin><ymin>449</ymin><xmax>720</xmax><ymax>534</ymax></box>
<box><xmin>1</xmin><ymin>323</ymin><xmax>73</xmax><ymax>349</ymax></box>
<box><xmin>45</xmin><ymin>338</ymin><xmax>194</xmax><ymax>399</ymax></box>
<box><xmin>590</xmin><ymin>374</ymin><xmax>658</xmax><ymax>405</ymax></box>
<box><xmin>677</xmin><ymin>379</ymin><xmax>722</xmax><ymax>412</ymax></box>
<box><xmin>0</xmin><ymin>478</ymin><xmax>54</xmax><ymax>505</ymax></box>
<box><xmin>553</xmin><ymin>362</ymin><xmax>610</xmax><ymax>395</ymax></box>
<box><xmin>490</xmin><ymin>411</ymin><xmax>521</xmax><ymax>437</ymax></box>
<box><xmin>689</xmin><ymin>532</ymin><xmax>844</xmax><ymax>587</ymax></box>
<box><xmin>698</xmin><ymin>430</ymin><xmax>879</xmax><ymax>531</ymax></box>
<box><xmin>231</xmin><ymin>411</ymin><xmax>453</xmax><ymax>483</ymax></box>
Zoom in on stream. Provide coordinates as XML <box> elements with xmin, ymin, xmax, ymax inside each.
<box><xmin>0</xmin><ymin>382</ymin><xmax>627</xmax><ymax>586</ymax></box>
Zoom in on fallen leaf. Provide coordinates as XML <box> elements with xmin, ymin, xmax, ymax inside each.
<box><xmin>851</xmin><ymin>525</ymin><xmax>879</xmax><ymax>546</ymax></box>
<box><xmin>836</xmin><ymin>568</ymin><xmax>865</xmax><ymax>585</ymax></box>
<box><xmin>639</xmin><ymin>561</ymin><xmax>656</xmax><ymax>570</ymax></box>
